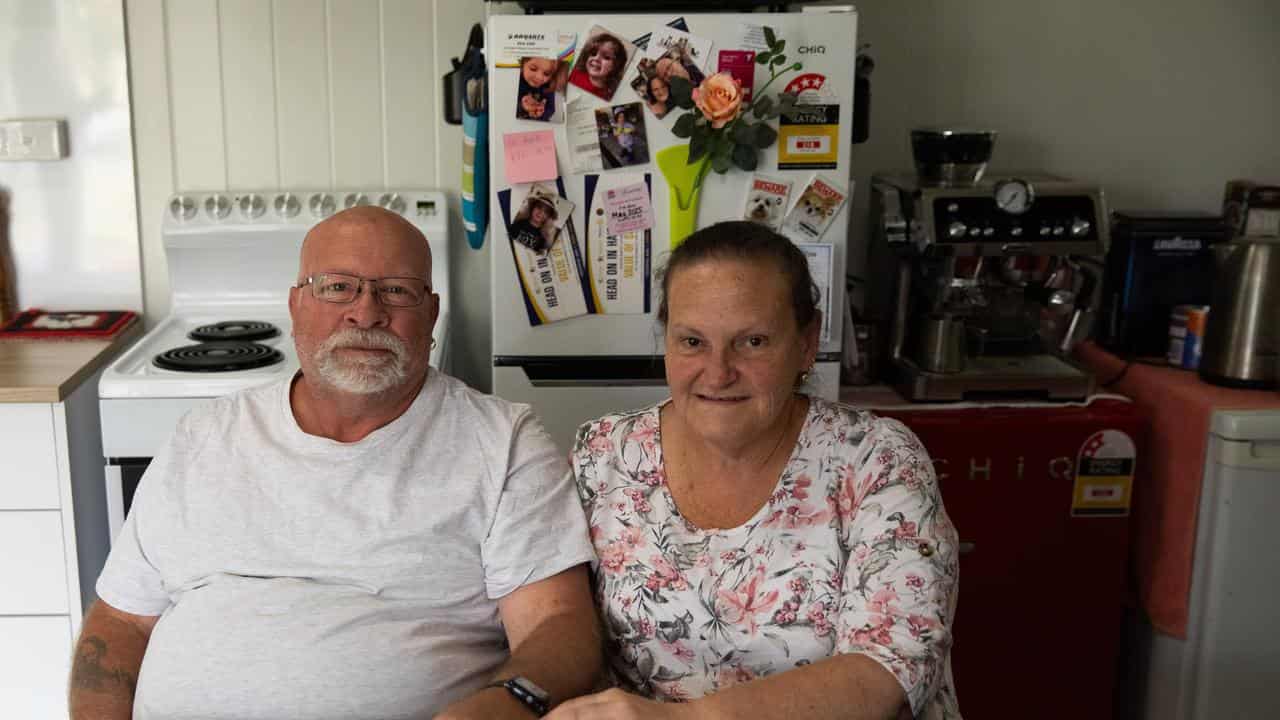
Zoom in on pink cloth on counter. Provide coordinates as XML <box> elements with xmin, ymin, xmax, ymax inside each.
<box><xmin>1075</xmin><ymin>341</ymin><xmax>1280</xmax><ymax>638</ymax></box>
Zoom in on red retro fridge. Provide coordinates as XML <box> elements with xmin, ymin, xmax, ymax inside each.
<box><xmin>871</xmin><ymin>397</ymin><xmax>1147</xmax><ymax>720</ymax></box>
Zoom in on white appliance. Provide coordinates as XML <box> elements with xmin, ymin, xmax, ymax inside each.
<box><xmin>489</xmin><ymin>8</ymin><xmax>857</xmax><ymax>453</ymax></box>
<box><xmin>99</xmin><ymin>190</ymin><xmax>451</xmax><ymax>542</ymax></box>
<box><xmin>1138</xmin><ymin>409</ymin><xmax>1280</xmax><ymax>719</ymax></box>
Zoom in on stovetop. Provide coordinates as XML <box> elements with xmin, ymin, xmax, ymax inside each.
<box><xmin>99</xmin><ymin>309</ymin><xmax>300</xmax><ymax>399</ymax></box>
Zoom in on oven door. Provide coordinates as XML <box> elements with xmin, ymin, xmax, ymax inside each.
<box><xmin>104</xmin><ymin>458</ymin><xmax>151</xmax><ymax>544</ymax></box>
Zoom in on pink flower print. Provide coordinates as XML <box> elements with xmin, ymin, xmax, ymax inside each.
<box><xmin>587</xmin><ymin>431</ymin><xmax>613</xmax><ymax>454</ymax></box>
<box><xmin>599</xmin><ymin>539</ymin><xmax>634</xmax><ymax>574</ymax></box>
<box><xmin>645</xmin><ymin>576</ymin><xmax>662</xmax><ymax>592</ymax></box>
<box><xmin>764</xmin><ymin>502</ymin><xmax>831</xmax><ymax>529</ymax></box>
<box><xmin>788</xmin><ymin>576</ymin><xmax>809</xmax><ymax>595</ymax></box>
<box><xmin>598</xmin><ymin>419</ymin><xmax>614</xmax><ymax>434</ymax></box>
<box><xmin>907</xmin><ymin>614</ymin><xmax>938</xmax><ymax>640</ymax></box>
<box><xmin>622</xmin><ymin>525</ymin><xmax>646</xmax><ymax>549</ymax></box>
<box><xmin>648</xmin><ymin>553</ymin><xmax>689</xmax><ymax>591</ymax></box>
<box><xmin>660</xmin><ymin>639</ymin><xmax>696</xmax><ymax>663</ymax></box>
<box><xmin>719</xmin><ymin>550</ymin><xmax>739</xmax><ymax>562</ymax></box>
<box><xmin>851</xmin><ymin>615</ymin><xmax>895</xmax><ymax>647</ymax></box>
<box><xmin>790</xmin><ymin>474</ymin><xmax>812</xmax><ymax>500</ymax></box>
<box><xmin>868</xmin><ymin>586</ymin><xmax>901</xmax><ymax>615</ymax></box>
<box><xmin>715</xmin><ymin>567</ymin><xmax>780</xmax><ymax>636</ymax></box>
<box><xmin>715</xmin><ymin>664</ymin><xmax>758</xmax><ymax>689</ymax></box>
<box><xmin>624</xmin><ymin>487</ymin><xmax>652</xmax><ymax>514</ymax></box>
<box><xmin>893</xmin><ymin>520</ymin><xmax>919</xmax><ymax>540</ymax></box>
<box><xmin>853</xmin><ymin>545</ymin><xmax>870</xmax><ymax>563</ymax></box>
<box><xmin>771</xmin><ymin>607</ymin><xmax>798</xmax><ymax>625</ymax></box>
<box><xmin>906</xmin><ymin>574</ymin><xmax>925</xmax><ymax>590</ymax></box>
<box><xmin>637</xmin><ymin>617</ymin><xmax>655</xmax><ymax>639</ymax></box>
<box><xmin>656</xmin><ymin>681</ymin><xmax>690</xmax><ymax>702</ymax></box>
<box><xmin>639</xmin><ymin>469</ymin><xmax>662</xmax><ymax>486</ymax></box>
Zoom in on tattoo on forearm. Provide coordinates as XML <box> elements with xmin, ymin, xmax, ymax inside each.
<box><xmin>71</xmin><ymin>636</ymin><xmax>138</xmax><ymax>694</ymax></box>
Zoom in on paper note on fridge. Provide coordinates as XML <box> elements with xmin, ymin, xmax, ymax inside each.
<box><xmin>584</xmin><ymin>173</ymin><xmax>652</xmax><ymax>315</ymax></box>
<box><xmin>498</xmin><ymin>181</ymin><xmax>596</xmax><ymax>326</ymax></box>
<box><xmin>797</xmin><ymin>242</ymin><xmax>834</xmax><ymax>343</ymax></box>
<box><xmin>503</xmin><ymin>130</ymin><xmax>559</xmax><ymax>184</ymax></box>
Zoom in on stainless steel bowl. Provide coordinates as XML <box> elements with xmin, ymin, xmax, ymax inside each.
<box><xmin>911</xmin><ymin>128</ymin><xmax>997</xmax><ymax>187</ymax></box>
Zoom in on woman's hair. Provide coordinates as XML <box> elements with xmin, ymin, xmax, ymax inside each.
<box><xmin>581</xmin><ymin>32</ymin><xmax>627</xmax><ymax>90</ymax></box>
<box><xmin>656</xmin><ymin>221</ymin><xmax>820</xmax><ymax>331</ymax></box>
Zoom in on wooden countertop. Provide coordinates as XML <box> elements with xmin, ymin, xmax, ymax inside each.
<box><xmin>0</xmin><ymin>322</ymin><xmax>142</xmax><ymax>403</ymax></box>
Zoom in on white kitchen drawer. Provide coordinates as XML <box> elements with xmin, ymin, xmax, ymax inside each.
<box><xmin>0</xmin><ymin>615</ymin><xmax>73</xmax><ymax>719</ymax></box>
<box><xmin>0</xmin><ymin>511</ymin><xmax>70</xmax><ymax>614</ymax></box>
<box><xmin>0</xmin><ymin>403</ymin><xmax>60</xmax><ymax>509</ymax></box>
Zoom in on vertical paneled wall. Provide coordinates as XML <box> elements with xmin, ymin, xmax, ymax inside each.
<box><xmin>129</xmin><ymin>0</ymin><xmax>491</xmax><ymax>388</ymax></box>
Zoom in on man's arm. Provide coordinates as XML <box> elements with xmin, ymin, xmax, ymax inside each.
<box><xmin>69</xmin><ymin>600</ymin><xmax>159</xmax><ymax>719</ymax></box>
<box><xmin>436</xmin><ymin>564</ymin><xmax>601</xmax><ymax>719</ymax></box>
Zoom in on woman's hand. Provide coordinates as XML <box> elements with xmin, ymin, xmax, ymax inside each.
<box><xmin>546</xmin><ymin>688</ymin><xmax>694</xmax><ymax>720</ymax></box>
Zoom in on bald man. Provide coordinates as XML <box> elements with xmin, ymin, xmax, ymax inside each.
<box><xmin>71</xmin><ymin>207</ymin><xmax>600</xmax><ymax>720</ymax></box>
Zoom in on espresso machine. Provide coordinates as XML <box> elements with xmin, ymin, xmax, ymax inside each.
<box><xmin>867</xmin><ymin>129</ymin><xmax>1109</xmax><ymax>401</ymax></box>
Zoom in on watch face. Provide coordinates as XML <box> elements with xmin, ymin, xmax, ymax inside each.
<box><xmin>994</xmin><ymin>178</ymin><xmax>1034</xmax><ymax>215</ymax></box>
<box><xmin>513</xmin><ymin>677</ymin><xmax>549</xmax><ymax>702</ymax></box>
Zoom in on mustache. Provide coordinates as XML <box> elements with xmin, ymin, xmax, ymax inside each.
<box><xmin>318</xmin><ymin>328</ymin><xmax>406</xmax><ymax>358</ymax></box>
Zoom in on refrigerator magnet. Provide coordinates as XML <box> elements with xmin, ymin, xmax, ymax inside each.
<box><xmin>493</xmin><ymin>29</ymin><xmax>576</xmax><ymax>69</ymax></box>
<box><xmin>568</xmin><ymin>24</ymin><xmax>637</xmax><ymax>102</ymax></box>
<box><xmin>584</xmin><ymin>173</ymin><xmax>653</xmax><ymax>315</ymax></box>
<box><xmin>780</xmin><ymin>174</ymin><xmax>848</xmax><ymax>242</ymax></box>
<box><xmin>1071</xmin><ymin>430</ymin><xmax>1137</xmax><ymax>517</ymax></box>
<box><xmin>515</xmin><ymin>56</ymin><xmax>570</xmax><ymax>124</ymax></box>
<box><xmin>498</xmin><ymin>181</ymin><xmax>596</xmax><ymax>326</ymax></box>
<box><xmin>777</xmin><ymin>73</ymin><xmax>840</xmax><ymax>171</ymax></box>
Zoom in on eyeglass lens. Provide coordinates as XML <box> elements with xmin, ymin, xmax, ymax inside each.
<box><xmin>312</xmin><ymin>273</ymin><xmax>426</xmax><ymax>307</ymax></box>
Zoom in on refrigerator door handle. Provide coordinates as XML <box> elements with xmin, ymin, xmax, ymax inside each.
<box><xmin>495</xmin><ymin>356</ymin><xmax>669</xmax><ymax>388</ymax></box>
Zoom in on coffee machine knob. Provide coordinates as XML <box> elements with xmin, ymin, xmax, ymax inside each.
<box><xmin>948</xmin><ymin>221</ymin><xmax>968</xmax><ymax>239</ymax></box>
<box><xmin>1070</xmin><ymin>218</ymin><xmax>1092</xmax><ymax>237</ymax></box>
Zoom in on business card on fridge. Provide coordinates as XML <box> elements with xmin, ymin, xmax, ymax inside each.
<box><xmin>494</xmin><ymin>30</ymin><xmax>577</xmax><ymax>68</ymax></box>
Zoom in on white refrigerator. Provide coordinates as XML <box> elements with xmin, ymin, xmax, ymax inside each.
<box><xmin>489</xmin><ymin>8</ymin><xmax>859</xmax><ymax>453</ymax></box>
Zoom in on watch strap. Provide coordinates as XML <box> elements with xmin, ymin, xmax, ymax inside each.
<box><xmin>487</xmin><ymin>677</ymin><xmax>550</xmax><ymax>717</ymax></box>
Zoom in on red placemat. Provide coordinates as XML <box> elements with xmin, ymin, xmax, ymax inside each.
<box><xmin>1075</xmin><ymin>341</ymin><xmax>1280</xmax><ymax>637</ymax></box>
<box><xmin>0</xmin><ymin>308</ymin><xmax>137</xmax><ymax>340</ymax></box>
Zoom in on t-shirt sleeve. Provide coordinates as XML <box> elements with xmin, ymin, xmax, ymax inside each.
<box><xmin>94</xmin><ymin>417</ymin><xmax>191</xmax><ymax>617</ymax></box>
<box><xmin>482</xmin><ymin>408</ymin><xmax>596</xmax><ymax>599</ymax></box>
<box><xmin>832</xmin><ymin>416</ymin><xmax>959</xmax><ymax>716</ymax></box>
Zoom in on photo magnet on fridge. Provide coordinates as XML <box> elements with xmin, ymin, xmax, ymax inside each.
<box><xmin>568</xmin><ymin>24</ymin><xmax>636</xmax><ymax>102</ymax></box>
<box><xmin>594</xmin><ymin>102</ymin><xmax>650</xmax><ymax>169</ymax></box>
<box><xmin>742</xmin><ymin>174</ymin><xmax>792</xmax><ymax>230</ymax></box>
<box><xmin>781</xmin><ymin>174</ymin><xmax>848</xmax><ymax>242</ymax></box>
<box><xmin>498</xmin><ymin>179</ymin><xmax>596</xmax><ymax>326</ymax></box>
<box><xmin>515</xmin><ymin>56</ymin><xmax>570</xmax><ymax>123</ymax></box>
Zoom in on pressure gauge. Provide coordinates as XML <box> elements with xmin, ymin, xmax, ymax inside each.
<box><xmin>994</xmin><ymin>178</ymin><xmax>1035</xmax><ymax>215</ymax></box>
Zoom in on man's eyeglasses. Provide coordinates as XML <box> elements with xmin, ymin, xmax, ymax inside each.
<box><xmin>295</xmin><ymin>272</ymin><xmax>431</xmax><ymax>307</ymax></box>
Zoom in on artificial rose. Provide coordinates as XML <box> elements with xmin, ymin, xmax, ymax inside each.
<box><xmin>691</xmin><ymin>72</ymin><xmax>744</xmax><ymax>129</ymax></box>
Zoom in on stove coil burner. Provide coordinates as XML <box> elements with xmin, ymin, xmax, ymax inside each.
<box><xmin>153</xmin><ymin>341</ymin><xmax>284</xmax><ymax>373</ymax></box>
<box><xmin>188</xmin><ymin>320</ymin><xmax>281</xmax><ymax>343</ymax></box>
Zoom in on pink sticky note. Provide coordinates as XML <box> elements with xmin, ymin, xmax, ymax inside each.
<box><xmin>504</xmin><ymin>130</ymin><xmax>559</xmax><ymax>184</ymax></box>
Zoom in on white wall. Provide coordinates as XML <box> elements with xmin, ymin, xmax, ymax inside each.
<box><xmin>846</xmin><ymin>0</ymin><xmax>1280</xmax><ymax>279</ymax></box>
<box><xmin>0</xmin><ymin>0</ymin><xmax>141</xmax><ymax>312</ymax></box>
<box><xmin>128</xmin><ymin>0</ymin><xmax>1280</xmax><ymax>391</ymax></box>
<box><xmin>126</xmin><ymin>0</ymin><xmax>491</xmax><ymax>387</ymax></box>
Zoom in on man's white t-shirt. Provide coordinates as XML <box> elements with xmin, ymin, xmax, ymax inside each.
<box><xmin>96</xmin><ymin>370</ymin><xmax>594</xmax><ymax>720</ymax></box>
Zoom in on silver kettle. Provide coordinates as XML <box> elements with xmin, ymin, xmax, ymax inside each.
<box><xmin>1199</xmin><ymin>239</ymin><xmax>1280</xmax><ymax>388</ymax></box>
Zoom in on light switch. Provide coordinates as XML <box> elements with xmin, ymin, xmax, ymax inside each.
<box><xmin>0</xmin><ymin>118</ymin><xmax>69</xmax><ymax>161</ymax></box>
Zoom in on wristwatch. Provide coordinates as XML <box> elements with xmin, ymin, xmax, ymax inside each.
<box><xmin>488</xmin><ymin>676</ymin><xmax>550</xmax><ymax>717</ymax></box>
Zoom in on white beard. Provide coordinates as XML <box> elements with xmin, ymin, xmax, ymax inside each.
<box><xmin>312</xmin><ymin>328</ymin><xmax>410</xmax><ymax>395</ymax></box>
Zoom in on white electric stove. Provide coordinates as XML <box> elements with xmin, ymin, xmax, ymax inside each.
<box><xmin>99</xmin><ymin>189</ymin><xmax>451</xmax><ymax>542</ymax></box>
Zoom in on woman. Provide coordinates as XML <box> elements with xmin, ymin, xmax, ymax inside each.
<box><xmin>555</xmin><ymin>222</ymin><xmax>961</xmax><ymax>719</ymax></box>
<box><xmin>646</xmin><ymin>74</ymin><xmax>671</xmax><ymax>118</ymax></box>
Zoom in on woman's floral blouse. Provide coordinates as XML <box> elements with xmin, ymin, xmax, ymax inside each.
<box><xmin>572</xmin><ymin>398</ymin><xmax>963</xmax><ymax>719</ymax></box>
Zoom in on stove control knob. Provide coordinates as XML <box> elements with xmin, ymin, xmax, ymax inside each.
<box><xmin>238</xmin><ymin>193</ymin><xmax>266</xmax><ymax>219</ymax></box>
<box><xmin>273</xmin><ymin>192</ymin><xmax>301</xmax><ymax>218</ymax></box>
<box><xmin>309</xmin><ymin>193</ymin><xmax>336</xmax><ymax>218</ymax></box>
<box><xmin>1070</xmin><ymin>217</ymin><xmax>1092</xmax><ymax>237</ymax></box>
<box><xmin>343</xmin><ymin>192</ymin><xmax>370</xmax><ymax>209</ymax></box>
<box><xmin>204</xmin><ymin>194</ymin><xmax>232</xmax><ymax>220</ymax></box>
<box><xmin>378</xmin><ymin>193</ymin><xmax>406</xmax><ymax>214</ymax></box>
<box><xmin>169</xmin><ymin>195</ymin><xmax>197</xmax><ymax>221</ymax></box>
<box><xmin>947</xmin><ymin>221</ymin><xmax>967</xmax><ymax>239</ymax></box>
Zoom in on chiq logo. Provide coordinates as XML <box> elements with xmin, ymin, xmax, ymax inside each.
<box><xmin>798</xmin><ymin>45</ymin><xmax>826</xmax><ymax>54</ymax></box>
